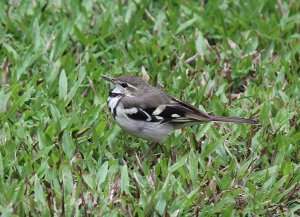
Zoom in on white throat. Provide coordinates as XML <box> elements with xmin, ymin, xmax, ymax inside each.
<box><xmin>107</xmin><ymin>87</ymin><xmax>124</xmax><ymax>117</ymax></box>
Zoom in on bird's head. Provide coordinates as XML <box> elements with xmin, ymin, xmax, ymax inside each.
<box><xmin>101</xmin><ymin>75</ymin><xmax>149</xmax><ymax>97</ymax></box>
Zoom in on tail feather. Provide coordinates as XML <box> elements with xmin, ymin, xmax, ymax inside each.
<box><xmin>210</xmin><ymin>116</ymin><xmax>259</xmax><ymax>125</ymax></box>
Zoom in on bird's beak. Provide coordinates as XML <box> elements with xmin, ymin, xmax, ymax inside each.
<box><xmin>101</xmin><ymin>76</ymin><xmax>115</xmax><ymax>84</ymax></box>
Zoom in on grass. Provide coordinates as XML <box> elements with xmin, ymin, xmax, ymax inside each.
<box><xmin>0</xmin><ymin>0</ymin><xmax>299</xmax><ymax>216</ymax></box>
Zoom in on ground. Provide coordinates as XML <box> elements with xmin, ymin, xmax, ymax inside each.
<box><xmin>0</xmin><ymin>0</ymin><xmax>299</xmax><ymax>216</ymax></box>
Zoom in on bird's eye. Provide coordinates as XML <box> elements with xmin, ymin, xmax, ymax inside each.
<box><xmin>121</xmin><ymin>83</ymin><xmax>128</xmax><ymax>88</ymax></box>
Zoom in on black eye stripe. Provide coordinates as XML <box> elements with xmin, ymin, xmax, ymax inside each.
<box><xmin>121</xmin><ymin>83</ymin><xmax>128</xmax><ymax>88</ymax></box>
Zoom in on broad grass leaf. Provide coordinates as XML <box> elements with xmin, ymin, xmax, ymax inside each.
<box><xmin>15</xmin><ymin>181</ymin><xmax>25</xmax><ymax>203</ymax></box>
<box><xmin>200</xmin><ymin>135</ymin><xmax>228</xmax><ymax>159</ymax></box>
<box><xmin>50</xmin><ymin>104</ymin><xmax>61</xmax><ymax>121</ymax></box>
<box><xmin>176</xmin><ymin>17</ymin><xmax>197</xmax><ymax>34</ymax></box>
<box><xmin>195</xmin><ymin>29</ymin><xmax>207</xmax><ymax>58</ymax></box>
<box><xmin>7</xmin><ymin>87</ymin><xmax>34</xmax><ymax>118</ymax></box>
<box><xmin>168</xmin><ymin>156</ymin><xmax>187</xmax><ymax>173</ymax></box>
<box><xmin>32</xmin><ymin>18</ymin><xmax>42</xmax><ymax>50</ymax></box>
<box><xmin>74</xmin><ymin>25</ymin><xmax>88</xmax><ymax>46</ymax></box>
<box><xmin>288</xmin><ymin>203</ymin><xmax>300</xmax><ymax>216</ymax></box>
<box><xmin>83</xmin><ymin>105</ymin><xmax>101</xmax><ymax>128</ymax></box>
<box><xmin>34</xmin><ymin>175</ymin><xmax>46</xmax><ymax>206</ymax></box>
<box><xmin>290</xmin><ymin>131</ymin><xmax>300</xmax><ymax>144</ymax></box>
<box><xmin>83</xmin><ymin>174</ymin><xmax>95</xmax><ymax>190</ymax></box>
<box><xmin>221</xmin><ymin>204</ymin><xmax>234</xmax><ymax>217</ymax></box>
<box><xmin>33</xmin><ymin>145</ymin><xmax>55</xmax><ymax>162</ymax></box>
<box><xmin>121</xmin><ymin>164</ymin><xmax>130</xmax><ymax>194</ymax></box>
<box><xmin>62</xmin><ymin>132</ymin><xmax>75</xmax><ymax>159</ymax></box>
<box><xmin>0</xmin><ymin>153</ymin><xmax>3</xmax><ymax>181</ymax></box>
<box><xmin>237</xmin><ymin>159</ymin><xmax>252</xmax><ymax>178</ymax></box>
<box><xmin>2</xmin><ymin>43</ymin><xmax>19</xmax><ymax>60</ymax></box>
<box><xmin>65</xmin><ymin>71</ymin><xmax>86</xmax><ymax>106</ymax></box>
<box><xmin>259</xmin><ymin>102</ymin><xmax>271</xmax><ymax>125</ymax></box>
<box><xmin>249</xmin><ymin>166</ymin><xmax>278</xmax><ymax>181</ymax></box>
<box><xmin>97</xmin><ymin>161</ymin><xmax>108</xmax><ymax>186</ymax></box>
<box><xmin>155</xmin><ymin>197</ymin><xmax>166</xmax><ymax>216</ymax></box>
<box><xmin>273</xmin><ymin>109</ymin><xmax>293</xmax><ymax>131</ymax></box>
<box><xmin>0</xmin><ymin>5</ymin><xmax>7</xmax><ymax>26</ymax></box>
<box><xmin>153</xmin><ymin>11</ymin><xmax>166</xmax><ymax>34</ymax></box>
<box><xmin>59</xmin><ymin>70</ymin><xmax>68</xmax><ymax>99</ymax></box>
<box><xmin>63</xmin><ymin>165</ymin><xmax>73</xmax><ymax>195</ymax></box>
<box><xmin>13</xmin><ymin>47</ymin><xmax>44</xmax><ymax>81</ymax></box>
<box><xmin>125</xmin><ymin>1</ymin><xmax>136</xmax><ymax>23</ymax></box>
<box><xmin>273</xmin><ymin>183</ymin><xmax>297</xmax><ymax>204</ymax></box>
<box><xmin>188</xmin><ymin>150</ymin><xmax>198</xmax><ymax>186</ymax></box>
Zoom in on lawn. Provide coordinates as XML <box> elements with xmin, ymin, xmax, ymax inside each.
<box><xmin>0</xmin><ymin>0</ymin><xmax>299</xmax><ymax>216</ymax></box>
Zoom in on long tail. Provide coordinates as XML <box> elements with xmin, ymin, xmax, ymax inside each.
<box><xmin>210</xmin><ymin>116</ymin><xmax>259</xmax><ymax>125</ymax></box>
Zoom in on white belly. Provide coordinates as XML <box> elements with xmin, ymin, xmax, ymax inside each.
<box><xmin>107</xmin><ymin>90</ymin><xmax>174</xmax><ymax>143</ymax></box>
<box><xmin>115</xmin><ymin>115</ymin><xmax>174</xmax><ymax>143</ymax></box>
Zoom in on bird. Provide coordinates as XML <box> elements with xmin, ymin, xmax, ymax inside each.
<box><xmin>102</xmin><ymin>75</ymin><xmax>258</xmax><ymax>143</ymax></box>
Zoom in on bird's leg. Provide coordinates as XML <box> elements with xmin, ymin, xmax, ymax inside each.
<box><xmin>143</xmin><ymin>142</ymin><xmax>159</xmax><ymax>158</ymax></box>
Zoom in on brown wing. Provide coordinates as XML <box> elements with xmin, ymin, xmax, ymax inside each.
<box><xmin>121</xmin><ymin>85</ymin><xmax>257</xmax><ymax>125</ymax></box>
<box><xmin>121</xmin><ymin>87</ymin><xmax>211</xmax><ymax>123</ymax></box>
